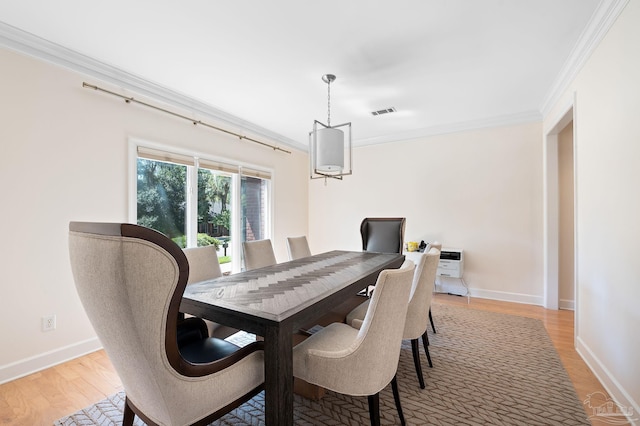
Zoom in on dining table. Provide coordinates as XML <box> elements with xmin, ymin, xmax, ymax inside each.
<box><xmin>180</xmin><ymin>249</ymin><xmax>405</xmax><ymax>426</ymax></box>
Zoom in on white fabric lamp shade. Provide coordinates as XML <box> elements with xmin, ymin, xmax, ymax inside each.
<box><xmin>315</xmin><ymin>127</ymin><xmax>344</xmax><ymax>173</ymax></box>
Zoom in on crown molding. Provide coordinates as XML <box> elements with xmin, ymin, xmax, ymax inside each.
<box><xmin>3</xmin><ymin>0</ymin><xmax>625</xmax><ymax>153</ymax></box>
<box><xmin>354</xmin><ymin>110</ymin><xmax>542</xmax><ymax>147</ymax></box>
<box><xmin>540</xmin><ymin>0</ymin><xmax>630</xmax><ymax>117</ymax></box>
<box><xmin>0</xmin><ymin>21</ymin><xmax>305</xmax><ymax>152</ymax></box>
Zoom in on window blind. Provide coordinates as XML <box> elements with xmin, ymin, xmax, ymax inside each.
<box><xmin>137</xmin><ymin>146</ymin><xmax>193</xmax><ymax>166</ymax></box>
<box><xmin>198</xmin><ymin>158</ymin><xmax>239</xmax><ymax>175</ymax></box>
<box><xmin>241</xmin><ymin>167</ymin><xmax>272</xmax><ymax>180</ymax></box>
<box><xmin>137</xmin><ymin>146</ymin><xmax>271</xmax><ymax>180</ymax></box>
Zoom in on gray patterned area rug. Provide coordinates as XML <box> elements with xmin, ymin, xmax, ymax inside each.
<box><xmin>54</xmin><ymin>303</ymin><xmax>590</xmax><ymax>425</ymax></box>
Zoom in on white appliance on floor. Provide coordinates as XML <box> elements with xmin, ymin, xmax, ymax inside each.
<box><xmin>436</xmin><ymin>248</ymin><xmax>467</xmax><ymax>296</ymax></box>
<box><xmin>404</xmin><ymin>247</ymin><xmax>467</xmax><ymax>296</ymax></box>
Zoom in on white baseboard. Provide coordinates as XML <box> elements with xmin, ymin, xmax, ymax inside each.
<box><xmin>435</xmin><ymin>279</ymin><xmax>575</xmax><ymax>310</ymax></box>
<box><xmin>467</xmin><ymin>287</ymin><xmax>544</xmax><ymax>306</ymax></box>
<box><xmin>464</xmin><ymin>289</ymin><xmax>574</xmax><ymax>310</ymax></box>
<box><xmin>576</xmin><ymin>336</ymin><xmax>639</xmax><ymax>425</ymax></box>
<box><xmin>434</xmin><ymin>277</ymin><xmax>545</xmax><ymax>306</ymax></box>
<box><xmin>0</xmin><ymin>337</ymin><xmax>102</xmax><ymax>385</ymax></box>
<box><xmin>559</xmin><ymin>298</ymin><xmax>575</xmax><ymax>310</ymax></box>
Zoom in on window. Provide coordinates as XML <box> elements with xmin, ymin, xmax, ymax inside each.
<box><xmin>137</xmin><ymin>158</ymin><xmax>187</xmax><ymax>239</ymax></box>
<box><xmin>132</xmin><ymin>142</ymin><xmax>271</xmax><ymax>273</ymax></box>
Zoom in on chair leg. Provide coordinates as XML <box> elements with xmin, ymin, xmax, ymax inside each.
<box><xmin>123</xmin><ymin>397</ymin><xmax>135</xmax><ymax>426</ymax></box>
<box><xmin>391</xmin><ymin>375</ymin><xmax>406</xmax><ymax>426</ymax></box>
<box><xmin>429</xmin><ymin>307</ymin><xmax>436</xmax><ymax>333</ymax></box>
<box><xmin>421</xmin><ymin>332</ymin><xmax>433</xmax><ymax>368</ymax></box>
<box><xmin>410</xmin><ymin>338</ymin><xmax>426</xmax><ymax>389</ymax></box>
<box><xmin>367</xmin><ymin>393</ymin><xmax>381</xmax><ymax>426</ymax></box>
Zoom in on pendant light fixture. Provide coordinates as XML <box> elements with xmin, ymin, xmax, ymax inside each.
<box><xmin>310</xmin><ymin>74</ymin><xmax>352</xmax><ymax>181</ymax></box>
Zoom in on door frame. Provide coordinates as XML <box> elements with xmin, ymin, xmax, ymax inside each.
<box><xmin>543</xmin><ymin>95</ymin><xmax>577</xmax><ymax>312</ymax></box>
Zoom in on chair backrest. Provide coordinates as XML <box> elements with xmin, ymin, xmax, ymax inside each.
<box><xmin>183</xmin><ymin>245</ymin><xmax>222</xmax><ymax>284</ymax></box>
<box><xmin>360</xmin><ymin>217</ymin><xmax>406</xmax><ymax>254</ymax></box>
<box><xmin>286</xmin><ymin>236</ymin><xmax>312</xmax><ymax>260</ymax></box>
<box><xmin>242</xmin><ymin>239</ymin><xmax>277</xmax><ymax>270</ymax></box>
<box><xmin>68</xmin><ymin>222</ymin><xmax>196</xmax><ymax>421</ymax></box>
<box><xmin>346</xmin><ymin>260</ymin><xmax>415</xmax><ymax>395</ymax></box>
<box><xmin>404</xmin><ymin>247</ymin><xmax>440</xmax><ymax>339</ymax></box>
<box><xmin>427</xmin><ymin>241</ymin><xmax>442</xmax><ymax>251</ymax></box>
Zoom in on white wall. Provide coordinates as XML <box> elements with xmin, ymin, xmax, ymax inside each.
<box><xmin>0</xmin><ymin>47</ymin><xmax>309</xmax><ymax>382</ymax></box>
<box><xmin>309</xmin><ymin>122</ymin><xmax>544</xmax><ymax>304</ymax></box>
<box><xmin>544</xmin><ymin>0</ymin><xmax>639</xmax><ymax>417</ymax></box>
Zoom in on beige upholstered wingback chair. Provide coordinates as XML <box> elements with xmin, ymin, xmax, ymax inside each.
<box><xmin>286</xmin><ymin>236</ymin><xmax>312</xmax><ymax>260</ymax></box>
<box><xmin>69</xmin><ymin>222</ymin><xmax>264</xmax><ymax>426</ymax></box>
<box><xmin>347</xmin><ymin>247</ymin><xmax>440</xmax><ymax>389</ymax></box>
<box><xmin>293</xmin><ymin>260</ymin><xmax>415</xmax><ymax>426</ymax></box>
<box><xmin>183</xmin><ymin>246</ymin><xmax>237</xmax><ymax>339</ymax></box>
<box><xmin>242</xmin><ymin>239</ymin><xmax>277</xmax><ymax>270</ymax></box>
<box><xmin>360</xmin><ymin>217</ymin><xmax>406</xmax><ymax>254</ymax></box>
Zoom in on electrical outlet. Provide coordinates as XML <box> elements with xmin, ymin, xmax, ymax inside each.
<box><xmin>42</xmin><ymin>315</ymin><xmax>56</xmax><ymax>332</ymax></box>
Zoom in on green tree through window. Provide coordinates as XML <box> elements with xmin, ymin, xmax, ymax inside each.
<box><xmin>137</xmin><ymin>159</ymin><xmax>186</xmax><ymax>238</ymax></box>
<box><xmin>135</xmin><ymin>148</ymin><xmax>271</xmax><ymax>273</ymax></box>
<box><xmin>197</xmin><ymin>170</ymin><xmax>231</xmax><ymax>238</ymax></box>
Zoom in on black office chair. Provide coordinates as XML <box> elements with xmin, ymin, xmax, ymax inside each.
<box><xmin>360</xmin><ymin>217</ymin><xmax>406</xmax><ymax>254</ymax></box>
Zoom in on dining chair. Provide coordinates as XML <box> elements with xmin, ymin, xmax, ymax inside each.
<box><xmin>286</xmin><ymin>235</ymin><xmax>312</xmax><ymax>260</ymax></box>
<box><xmin>293</xmin><ymin>260</ymin><xmax>415</xmax><ymax>426</ymax></box>
<box><xmin>69</xmin><ymin>222</ymin><xmax>264</xmax><ymax>426</ymax></box>
<box><xmin>347</xmin><ymin>247</ymin><xmax>440</xmax><ymax>389</ymax></box>
<box><xmin>183</xmin><ymin>245</ymin><xmax>238</xmax><ymax>339</ymax></box>
<box><xmin>426</xmin><ymin>241</ymin><xmax>442</xmax><ymax>334</ymax></box>
<box><xmin>242</xmin><ymin>239</ymin><xmax>277</xmax><ymax>270</ymax></box>
<box><xmin>427</xmin><ymin>241</ymin><xmax>442</xmax><ymax>251</ymax></box>
<box><xmin>360</xmin><ymin>217</ymin><xmax>406</xmax><ymax>254</ymax></box>
<box><xmin>184</xmin><ymin>245</ymin><xmax>223</xmax><ymax>283</ymax></box>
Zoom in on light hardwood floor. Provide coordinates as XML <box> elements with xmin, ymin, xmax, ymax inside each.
<box><xmin>0</xmin><ymin>294</ymin><xmax>609</xmax><ymax>425</ymax></box>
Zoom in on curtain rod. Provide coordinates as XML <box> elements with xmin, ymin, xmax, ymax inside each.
<box><xmin>82</xmin><ymin>82</ymin><xmax>291</xmax><ymax>154</ymax></box>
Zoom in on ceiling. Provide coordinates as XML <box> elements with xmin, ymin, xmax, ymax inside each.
<box><xmin>0</xmin><ymin>0</ymin><xmax>604</xmax><ymax>151</ymax></box>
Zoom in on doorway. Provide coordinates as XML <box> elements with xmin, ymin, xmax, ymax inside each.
<box><xmin>543</xmin><ymin>101</ymin><xmax>576</xmax><ymax>312</ymax></box>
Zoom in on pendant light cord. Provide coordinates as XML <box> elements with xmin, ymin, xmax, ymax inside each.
<box><xmin>327</xmin><ymin>79</ymin><xmax>331</xmax><ymax>127</ymax></box>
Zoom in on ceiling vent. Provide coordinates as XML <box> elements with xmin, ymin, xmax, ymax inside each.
<box><xmin>371</xmin><ymin>107</ymin><xmax>397</xmax><ymax>116</ymax></box>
